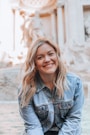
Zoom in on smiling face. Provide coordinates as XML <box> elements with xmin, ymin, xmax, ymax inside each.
<box><xmin>35</xmin><ymin>42</ymin><xmax>59</xmax><ymax>77</ymax></box>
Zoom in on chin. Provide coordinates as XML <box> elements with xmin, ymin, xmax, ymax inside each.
<box><xmin>44</xmin><ymin>70</ymin><xmax>56</xmax><ymax>74</ymax></box>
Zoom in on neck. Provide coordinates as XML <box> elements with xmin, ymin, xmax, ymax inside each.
<box><xmin>39</xmin><ymin>73</ymin><xmax>56</xmax><ymax>90</ymax></box>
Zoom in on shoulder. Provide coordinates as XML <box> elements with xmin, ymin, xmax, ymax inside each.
<box><xmin>66</xmin><ymin>72</ymin><xmax>82</xmax><ymax>85</ymax></box>
<box><xmin>67</xmin><ymin>72</ymin><xmax>81</xmax><ymax>80</ymax></box>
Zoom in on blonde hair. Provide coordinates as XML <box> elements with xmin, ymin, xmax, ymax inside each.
<box><xmin>19</xmin><ymin>37</ymin><xmax>68</xmax><ymax>107</ymax></box>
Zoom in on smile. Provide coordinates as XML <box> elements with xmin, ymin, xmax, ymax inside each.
<box><xmin>43</xmin><ymin>63</ymin><xmax>54</xmax><ymax>68</ymax></box>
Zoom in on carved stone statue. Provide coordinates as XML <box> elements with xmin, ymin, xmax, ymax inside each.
<box><xmin>21</xmin><ymin>13</ymin><xmax>45</xmax><ymax>47</ymax></box>
<box><xmin>28</xmin><ymin>14</ymin><xmax>45</xmax><ymax>41</ymax></box>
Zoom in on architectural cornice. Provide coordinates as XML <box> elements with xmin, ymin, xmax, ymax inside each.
<box><xmin>20</xmin><ymin>0</ymin><xmax>56</xmax><ymax>9</ymax></box>
<box><xmin>11</xmin><ymin>0</ymin><xmax>56</xmax><ymax>15</ymax></box>
<box><xmin>81</xmin><ymin>0</ymin><xmax>90</xmax><ymax>5</ymax></box>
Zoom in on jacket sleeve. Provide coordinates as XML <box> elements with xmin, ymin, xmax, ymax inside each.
<box><xmin>58</xmin><ymin>77</ymin><xmax>84</xmax><ymax>135</ymax></box>
<box><xmin>18</xmin><ymin>97</ymin><xmax>44</xmax><ymax>135</ymax></box>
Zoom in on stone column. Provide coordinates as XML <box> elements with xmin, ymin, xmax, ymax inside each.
<box><xmin>50</xmin><ymin>10</ymin><xmax>57</xmax><ymax>43</ymax></box>
<box><xmin>64</xmin><ymin>0</ymin><xmax>69</xmax><ymax>43</ymax></box>
<box><xmin>76</xmin><ymin>0</ymin><xmax>85</xmax><ymax>44</ymax></box>
<box><xmin>64</xmin><ymin>0</ymin><xmax>85</xmax><ymax>45</ymax></box>
<box><xmin>12</xmin><ymin>8</ymin><xmax>16</xmax><ymax>51</ymax></box>
<box><xmin>57</xmin><ymin>0</ymin><xmax>64</xmax><ymax>49</ymax></box>
<box><xmin>65</xmin><ymin>0</ymin><xmax>78</xmax><ymax>44</ymax></box>
<box><xmin>0</xmin><ymin>0</ymin><xmax>13</xmax><ymax>52</ymax></box>
<box><xmin>14</xmin><ymin>9</ymin><xmax>23</xmax><ymax>51</ymax></box>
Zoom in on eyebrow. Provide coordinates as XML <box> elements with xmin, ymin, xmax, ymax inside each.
<box><xmin>36</xmin><ymin>50</ymin><xmax>55</xmax><ymax>57</ymax></box>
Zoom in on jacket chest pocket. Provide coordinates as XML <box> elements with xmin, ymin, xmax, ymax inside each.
<box><xmin>55</xmin><ymin>100</ymin><xmax>73</xmax><ymax>118</ymax></box>
<box><xmin>35</xmin><ymin>105</ymin><xmax>48</xmax><ymax>121</ymax></box>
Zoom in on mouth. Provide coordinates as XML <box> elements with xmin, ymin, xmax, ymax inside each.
<box><xmin>43</xmin><ymin>63</ymin><xmax>54</xmax><ymax>68</ymax></box>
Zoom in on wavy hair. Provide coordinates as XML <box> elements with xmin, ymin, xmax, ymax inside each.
<box><xmin>19</xmin><ymin>37</ymin><xmax>68</xmax><ymax>107</ymax></box>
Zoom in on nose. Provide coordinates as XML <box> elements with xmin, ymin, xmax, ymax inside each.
<box><xmin>44</xmin><ymin>55</ymin><xmax>50</xmax><ymax>62</ymax></box>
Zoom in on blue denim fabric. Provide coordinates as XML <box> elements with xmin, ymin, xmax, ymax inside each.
<box><xmin>18</xmin><ymin>72</ymin><xmax>84</xmax><ymax>135</ymax></box>
<box><xmin>44</xmin><ymin>131</ymin><xmax>58</xmax><ymax>135</ymax></box>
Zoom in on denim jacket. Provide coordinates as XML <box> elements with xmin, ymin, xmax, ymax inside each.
<box><xmin>18</xmin><ymin>72</ymin><xmax>84</xmax><ymax>135</ymax></box>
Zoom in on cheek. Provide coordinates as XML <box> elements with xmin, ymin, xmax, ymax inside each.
<box><xmin>54</xmin><ymin>56</ymin><xmax>58</xmax><ymax>65</ymax></box>
<box><xmin>35</xmin><ymin>61</ymin><xmax>42</xmax><ymax>69</ymax></box>
<box><xmin>55</xmin><ymin>58</ymin><xmax>59</xmax><ymax>68</ymax></box>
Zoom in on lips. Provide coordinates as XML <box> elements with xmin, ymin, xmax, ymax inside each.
<box><xmin>43</xmin><ymin>63</ymin><xmax>54</xmax><ymax>68</ymax></box>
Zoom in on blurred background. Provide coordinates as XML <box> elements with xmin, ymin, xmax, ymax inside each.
<box><xmin>0</xmin><ymin>0</ymin><xmax>90</xmax><ymax>135</ymax></box>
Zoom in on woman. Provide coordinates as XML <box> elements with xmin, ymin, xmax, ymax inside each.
<box><xmin>18</xmin><ymin>37</ymin><xmax>84</xmax><ymax>135</ymax></box>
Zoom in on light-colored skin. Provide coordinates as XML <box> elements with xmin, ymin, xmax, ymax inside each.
<box><xmin>35</xmin><ymin>43</ymin><xmax>59</xmax><ymax>90</ymax></box>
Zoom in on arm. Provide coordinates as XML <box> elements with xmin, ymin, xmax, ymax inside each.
<box><xmin>58</xmin><ymin>78</ymin><xmax>84</xmax><ymax>135</ymax></box>
<box><xmin>18</xmin><ymin>97</ymin><xmax>44</xmax><ymax>135</ymax></box>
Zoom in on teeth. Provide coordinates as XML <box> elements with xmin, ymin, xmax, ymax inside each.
<box><xmin>45</xmin><ymin>64</ymin><xmax>52</xmax><ymax>67</ymax></box>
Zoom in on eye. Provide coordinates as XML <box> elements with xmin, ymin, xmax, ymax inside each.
<box><xmin>37</xmin><ymin>56</ymin><xmax>43</xmax><ymax>60</ymax></box>
<box><xmin>49</xmin><ymin>52</ymin><xmax>55</xmax><ymax>56</ymax></box>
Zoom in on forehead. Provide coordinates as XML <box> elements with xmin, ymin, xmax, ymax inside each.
<box><xmin>36</xmin><ymin>43</ymin><xmax>55</xmax><ymax>54</ymax></box>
